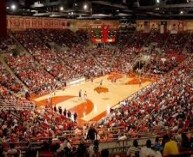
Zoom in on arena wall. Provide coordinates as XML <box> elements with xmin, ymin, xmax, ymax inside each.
<box><xmin>136</xmin><ymin>20</ymin><xmax>193</xmax><ymax>32</ymax></box>
<box><xmin>7</xmin><ymin>15</ymin><xmax>119</xmax><ymax>31</ymax></box>
<box><xmin>7</xmin><ymin>15</ymin><xmax>193</xmax><ymax>32</ymax></box>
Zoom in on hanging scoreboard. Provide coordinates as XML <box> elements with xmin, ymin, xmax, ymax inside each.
<box><xmin>89</xmin><ymin>24</ymin><xmax>118</xmax><ymax>43</ymax></box>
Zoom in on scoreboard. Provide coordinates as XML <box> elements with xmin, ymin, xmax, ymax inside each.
<box><xmin>89</xmin><ymin>24</ymin><xmax>118</xmax><ymax>43</ymax></box>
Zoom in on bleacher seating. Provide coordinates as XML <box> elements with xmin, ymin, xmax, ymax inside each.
<box><xmin>0</xmin><ymin>29</ymin><xmax>193</xmax><ymax>157</ymax></box>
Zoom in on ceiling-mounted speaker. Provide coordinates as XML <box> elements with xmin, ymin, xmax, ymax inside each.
<box><xmin>25</xmin><ymin>0</ymin><xmax>34</xmax><ymax>8</ymax></box>
<box><xmin>133</xmin><ymin>1</ymin><xmax>140</xmax><ymax>8</ymax></box>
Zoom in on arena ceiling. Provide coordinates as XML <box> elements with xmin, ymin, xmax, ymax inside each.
<box><xmin>5</xmin><ymin>0</ymin><xmax>193</xmax><ymax>19</ymax></box>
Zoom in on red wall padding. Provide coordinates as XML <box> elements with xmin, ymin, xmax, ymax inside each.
<box><xmin>0</xmin><ymin>0</ymin><xmax>7</xmax><ymax>37</ymax></box>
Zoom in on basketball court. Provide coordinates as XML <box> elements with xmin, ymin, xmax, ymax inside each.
<box><xmin>33</xmin><ymin>73</ymin><xmax>154</xmax><ymax>123</ymax></box>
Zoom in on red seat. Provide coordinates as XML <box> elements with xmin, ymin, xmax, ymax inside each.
<box><xmin>38</xmin><ymin>151</ymin><xmax>55</xmax><ymax>157</ymax></box>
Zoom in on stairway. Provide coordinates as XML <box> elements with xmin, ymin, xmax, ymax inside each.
<box><xmin>143</xmin><ymin>31</ymin><xmax>153</xmax><ymax>47</ymax></box>
<box><xmin>109</xmin><ymin>49</ymin><xmax>119</xmax><ymax>71</ymax></box>
<box><xmin>10</xmin><ymin>32</ymin><xmax>62</xmax><ymax>84</ymax></box>
<box><xmin>48</xmin><ymin>42</ymin><xmax>69</xmax><ymax>52</ymax></box>
<box><xmin>9</xmin><ymin>33</ymin><xmax>28</xmax><ymax>54</ymax></box>
<box><xmin>161</xmin><ymin>33</ymin><xmax>170</xmax><ymax>51</ymax></box>
<box><xmin>182</xmin><ymin>32</ymin><xmax>192</xmax><ymax>53</ymax></box>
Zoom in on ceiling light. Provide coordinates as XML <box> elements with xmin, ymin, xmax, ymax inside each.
<box><xmin>33</xmin><ymin>1</ymin><xmax>44</xmax><ymax>7</ymax></box>
<box><xmin>133</xmin><ymin>1</ymin><xmax>140</xmax><ymax>8</ymax></box>
<box><xmin>156</xmin><ymin>0</ymin><xmax>160</xmax><ymax>3</ymax></box>
<box><xmin>180</xmin><ymin>10</ymin><xmax>184</xmax><ymax>15</ymax></box>
<box><xmin>11</xmin><ymin>4</ymin><xmax>17</xmax><ymax>11</ymax></box>
<box><xmin>83</xmin><ymin>4</ymin><xmax>88</xmax><ymax>10</ymax></box>
<box><xmin>60</xmin><ymin>6</ymin><xmax>64</xmax><ymax>11</ymax></box>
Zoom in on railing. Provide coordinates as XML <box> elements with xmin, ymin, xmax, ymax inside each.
<box><xmin>0</xmin><ymin>103</ymin><xmax>35</xmax><ymax>111</ymax></box>
<box><xmin>66</xmin><ymin>77</ymin><xmax>86</xmax><ymax>86</ymax></box>
<box><xmin>2</xmin><ymin>136</ymin><xmax>193</xmax><ymax>157</ymax></box>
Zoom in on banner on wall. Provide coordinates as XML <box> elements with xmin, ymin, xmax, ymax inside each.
<box><xmin>171</xmin><ymin>24</ymin><xmax>177</xmax><ymax>34</ymax></box>
<box><xmin>160</xmin><ymin>21</ymin><xmax>167</xmax><ymax>34</ymax></box>
<box><xmin>178</xmin><ymin>21</ymin><xmax>185</xmax><ymax>32</ymax></box>
<box><xmin>144</xmin><ymin>21</ymin><xmax>150</xmax><ymax>33</ymax></box>
<box><xmin>170</xmin><ymin>21</ymin><xmax>178</xmax><ymax>34</ymax></box>
<box><xmin>138</xmin><ymin>20</ymin><xmax>193</xmax><ymax>32</ymax></box>
<box><xmin>150</xmin><ymin>21</ymin><xmax>158</xmax><ymax>31</ymax></box>
<box><xmin>25</xmin><ymin>18</ymin><xmax>31</xmax><ymax>28</ymax></box>
<box><xmin>7</xmin><ymin>16</ymin><xmax>67</xmax><ymax>30</ymax></box>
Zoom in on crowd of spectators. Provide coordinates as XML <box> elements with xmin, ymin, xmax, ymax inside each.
<box><xmin>6</xmin><ymin>53</ymin><xmax>57</xmax><ymax>94</ymax></box>
<box><xmin>0</xmin><ymin>62</ymin><xmax>23</xmax><ymax>93</ymax></box>
<box><xmin>144</xmin><ymin>53</ymin><xmax>178</xmax><ymax>74</ymax></box>
<box><xmin>11</xmin><ymin>29</ymin><xmax>118</xmax><ymax>86</ymax></box>
<box><xmin>111</xmin><ymin>47</ymin><xmax>141</xmax><ymax>73</ymax></box>
<box><xmin>0</xmin><ymin>85</ymin><xmax>34</xmax><ymax>110</ymax></box>
<box><xmin>101</xmin><ymin>55</ymin><xmax>193</xmax><ymax>138</ymax></box>
<box><xmin>114</xmin><ymin>31</ymin><xmax>190</xmax><ymax>75</ymax></box>
<box><xmin>144</xmin><ymin>31</ymin><xmax>169</xmax><ymax>48</ymax></box>
<box><xmin>0</xmin><ymin>103</ymin><xmax>80</xmax><ymax>154</ymax></box>
<box><xmin>75</xmin><ymin>29</ymin><xmax>89</xmax><ymax>46</ymax></box>
<box><xmin>127</xmin><ymin>32</ymin><xmax>150</xmax><ymax>48</ymax></box>
<box><xmin>90</xmin><ymin>47</ymin><xmax>116</xmax><ymax>74</ymax></box>
<box><xmin>0</xmin><ymin>29</ymin><xmax>193</xmax><ymax>156</ymax></box>
<box><xmin>0</xmin><ymin>34</ymin><xmax>15</xmax><ymax>52</ymax></box>
<box><xmin>163</xmin><ymin>32</ymin><xmax>188</xmax><ymax>54</ymax></box>
<box><xmin>24</xmin><ymin>29</ymin><xmax>89</xmax><ymax>49</ymax></box>
<box><xmin>184</xmin><ymin>32</ymin><xmax>193</xmax><ymax>53</ymax></box>
<box><xmin>116</xmin><ymin>31</ymin><xmax>134</xmax><ymax>47</ymax></box>
<box><xmin>2</xmin><ymin>29</ymin><xmax>188</xmax><ymax>95</ymax></box>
